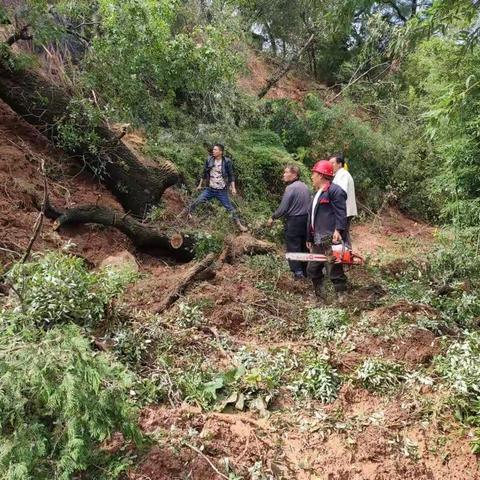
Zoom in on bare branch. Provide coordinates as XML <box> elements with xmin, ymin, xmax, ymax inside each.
<box><xmin>258</xmin><ymin>33</ymin><xmax>315</xmax><ymax>99</ymax></box>
<box><xmin>383</xmin><ymin>1</ymin><xmax>408</xmax><ymax>23</ymax></box>
<box><xmin>22</xmin><ymin>158</ymin><xmax>48</xmax><ymax>263</ymax></box>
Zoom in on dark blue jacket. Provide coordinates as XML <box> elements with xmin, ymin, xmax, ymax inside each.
<box><xmin>202</xmin><ymin>156</ymin><xmax>235</xmax><ymax>187</ymax></box>
<box><xmin>307</xmin><ymin>182</ymin><xmax>347</xmax><ymax>244</ymax></box>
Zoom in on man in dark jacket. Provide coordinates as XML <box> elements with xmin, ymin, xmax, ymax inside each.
<box><xmin>267</xmin><ymin>165</ymin><xmax>311</xmax><ymax>279</ymax></box>
<box><xmin>307</xmin><ymin>160</ymin><xmax>348</xmax><ymax>301</ymax></box>
<box><xmin>188</xmin><ymin>143</ymin><xmax>247</xmax><ymax>232</ymax></box>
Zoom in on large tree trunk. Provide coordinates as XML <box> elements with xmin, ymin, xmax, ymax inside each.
<box><xmin>40</xmin><ymin>200</ymin><xmax>276</xmax><ymax>262</ymax></box>
<box><xmin>0</xmin><ymin>59</ymin><xmax>179</xmax><ymax>217</ymax></box>
<box><xmin>45</xmin><ymin>203</ymin><xmax>197</xmax><ymax>261</ymax></box>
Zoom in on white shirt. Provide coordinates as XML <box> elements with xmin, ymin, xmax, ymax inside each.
<box><xmin>209</xmin><ymin>159</ymin><xmax>226</xmax><ymax>189</ymax></box>
<box><xmin>333</xmin><ymin>167</ymin><xmax>357</xmax><ymax>217</ymax></box>
<box><xmin>311</xmin><ymin>189</ymin><xmax>322</xmax><ymax>228</ymax></box>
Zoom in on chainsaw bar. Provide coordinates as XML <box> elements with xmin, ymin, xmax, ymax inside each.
<box><xmin>285</xmin><ymin>252</ymin><xmax>364</xmax><ymax>265</ymax></box>
<box><xmin>286</xmin><ymin>252</ymin><xmax>328</xmax><ymax>262</ymax></box>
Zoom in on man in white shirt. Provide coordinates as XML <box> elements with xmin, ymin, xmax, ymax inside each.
<box><xmin>329</xmin><ymin>154</ymin><xmax>357</xmax><ymax>249</ymax></box>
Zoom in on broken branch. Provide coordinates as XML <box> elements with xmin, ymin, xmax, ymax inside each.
<box><xmin>22</xmin><ymin>158</ymin><xmax>48</xmax><ymax>263</ymax></box>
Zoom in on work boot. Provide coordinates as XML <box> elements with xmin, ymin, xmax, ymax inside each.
<box><xmin>336</xmin><ymin>291</ymin><xmax>347</xmax><ymax>305</ymax></box>
<box><xmin>235</xmin><ymin>219</ymin><xmax>248</xmax><ymax>232</ymax></box>
<box><xmin>313</xmin><ymin>282</ymin><xmax>327</xmax><ymax>302</ymax></box>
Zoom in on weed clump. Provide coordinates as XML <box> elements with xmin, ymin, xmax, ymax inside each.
<box><xmin>435</xmin><ymin>332</ymin><xmax>480</xmax><ymax>402</ymax></box>
<box><xmin>176</xmin><ymin>302</ymin><xmax>205</xmax><ymax>328</ymax></box>
<box><xmin>355</xmin><ymin>358</ymin><xmax>405</xmax><ymax>393</ymax></box>
<box><xmin>295</xmin><ymin>357</ymin><xmax>341</xmax><ymax>404</ymax></box>
<box><xmin>307</xmin><ymin>307</ymin><xmax>350</xmax><ymax>341</ymax></box>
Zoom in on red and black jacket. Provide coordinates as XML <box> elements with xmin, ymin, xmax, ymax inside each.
<box><xmin>307</xmin><ymin>182</ymin><xmax>347</xmax><ymax>244</ymax></box>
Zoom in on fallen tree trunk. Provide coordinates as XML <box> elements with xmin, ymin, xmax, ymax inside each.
<box><xmin>0</xmin><ymin>57</ymin><xmax>179</xmax><ymax>217</ymax></box>
<box><xmin>155</xmin><ymin>253</ymin><xmax>218</xmax><ymax>313</ymax></box>
<box><xmin>38</xmin><ymin>197</ymin><xmax>277</xmax><ymax>262</ymax></box>
<box><xmin>45</xmin><ymin>203</ymin><xmax>197</xmax><ymax>261</ymax></box>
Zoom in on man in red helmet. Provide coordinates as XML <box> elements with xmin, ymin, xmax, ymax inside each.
<box><xmin>306</xmin><ymin>160</ymin><xmax>348</xmax><ymax>301</ymax></box>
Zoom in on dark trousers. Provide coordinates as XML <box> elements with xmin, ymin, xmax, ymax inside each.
<box><xmin>189</xmin><ymin>187</ymin><xmax>239</xmax><ymax>220</ymax></box>
<box><xmin>285</xmin><ymin>215</ymin><xmax>308</xmax><ymax>276</ymax></box>
<box><xmin>307</xmin><ymin>244</ymin><xmax>347</xmax><ymax>293</ymax></box>
<box><xmin>344</xmin><ymin>216</ymin><xmax>353</xmax><ymax>249</ymax></box>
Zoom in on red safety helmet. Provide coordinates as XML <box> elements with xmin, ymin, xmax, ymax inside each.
<box><xmin>312</xmin><ymin>160</ymin><xmax>334</xmax><ymax>178</ymax></box>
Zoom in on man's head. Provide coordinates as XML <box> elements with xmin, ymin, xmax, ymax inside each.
<box><xmin>212</xmin><ymin>143</ymin><xmax>224</xmax><ymax>159</ymax></box>
<box><xmin>311</xmin><ymin>160</ymin><xmax>333</xmax><ymax>190</ymax></box>
<box><xmin>329</xmin><ymin>153</ymin><xmax>345</xmax><ymax>174</ymax></box>
<box><xmin>282</xmin><ymin>164</ymin><xmax>300</xmax><ymax>183</ymax></box>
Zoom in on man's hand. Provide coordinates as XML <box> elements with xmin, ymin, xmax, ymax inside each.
<box><xmin>230</xmin><ymin>187</ymin><xmax>237</xmax><ymax>196</ymax></box>
<box><xmin>266</xmin><ymin>218</ymin><xmax>274</xmax><ymax>228</ymax></box>
<box><xmin>306</xmin><ymin>242</ymin><xmax>313</xmax><ymax>252</ymax></box>
<box><xmin>332</xmin><ymin>230</ymin><xmax>342</xmax><ymax>243</ymax></box>
<box><xmin>196</xmin><ymin>185</ymin><xmax>203</xmax><ymax>191</ymax></box>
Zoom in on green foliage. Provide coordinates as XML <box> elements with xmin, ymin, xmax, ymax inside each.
<box><xmin>295</xmin><ymin>357</ymin><xmax>341</xmax><ymax>404</ymax></box>
<box><xmin>56</xmin><ymin>97</ymin><xmax>105</xmax><ymax>171</ymax></box>
<box><xmin>82</xmin><ymin>0</ymin><xmax>242</xmax><ymax>127</ymax></box>
<box><xmin>435</xmin><ymin>331</ymin><xmax>480</xmax><ymax>452</ymax></box>
<box><xmin>246</xmin><ymin>253</ymin><xmax>288</xmax><ymax>283</ymax></box>
<box><xmin>0</xmin><ymin>323</ymin><xmax>140</xmax><ymax>480</ymax></box>
<box><xmin>265</xmin><ymin>100</ymin><xmax>312</xmax><ymax>153</ymax></box>
<box><xmin>436</xmin><ymin>332</ymin><xmax>480</xmax><ymax>400</ymax></box>
<box><xmin>194</xmin><ymin>231</ymin><xmax>224</xmax><ymax>259</ymax></box>
<box><xmin>234</xmin><ymin>346</ymin><xmax>294</xmax><ymax>401</ymax></box>
<box><xmin>176</xmin><ymin>302</ymin><xmax>205</xmax><ymax>328</ymax></box>
<box><xmin>8</xmin><ymin>252</ymin><xmax>136</xmax><ymax>329</ymax></box>
<box><xmin>307</xmin><ymin>307</ymin><xmax>350</xmax><ymax>342</ymax></box>
<box><xmin>355</xmin><ymin>358</ymin><xmax>405</xmax><ymax>393</ymax></box>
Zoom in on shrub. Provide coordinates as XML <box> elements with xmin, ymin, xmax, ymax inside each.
<box><xmin>355</xmin><ymin>358</ymin><xmax>405</xmax><ymax>393</ymax></box>
<box><xmin>307</xmin><ymin>307</ymin><xmax>350</xmax><ymax>341</ymax></box>
<box><xmin>0</xmin><ymin>323</ymin><xmax>141</xmax><ymax>480</ymax></box>
<box><xmin>295</xmin><ymin>358</ymin><xmax>341</xmax><ymax>403</ymax></box>
<box><xmin>176</xmin><ymin>302</ymin><xmax>205</xmax><ymax>328</ymax></box>
<box><xmin>435</xmin><ymin>332</ymin><xmax>480</xmax><ymax>401</ymax></box>
<box><xmin>7</xmin><ymin>252</ymin><xmax>136</xmax><ymax>329</ymax></box>
<box><xmin>435</xmin><ymin>332</ymin><xmax>480</xmax><ymax>452</ymax></box>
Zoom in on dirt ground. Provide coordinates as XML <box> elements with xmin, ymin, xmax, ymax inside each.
<box><xmin>238</xmin><ymin>48</ymin><xmax>327</xmax><ymax>101</ymax></box>
<box><xmin>1</xmin><ymin>97</ymin><xmax>479</xmax><ymax>480</ymax></box>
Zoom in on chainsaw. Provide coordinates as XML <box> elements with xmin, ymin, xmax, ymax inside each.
<box><xmin>285</xmin><ymin>244</ymin><xmax>364</xmax><ymax>266</ymax></box>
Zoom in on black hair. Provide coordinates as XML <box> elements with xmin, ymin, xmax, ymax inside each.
<box><xmin>213</xmin><ymin>143</ymin><xmax>225</xmax><ymax>153</ymax></box>
<box><xmin>329</xmin><ymin>153</ymin><xmax>345</xmax><ymax>167</ymax></box>
<box><xmin>285</xmin><ymin>164</ymin><xmax>301</xmax><ymax>179</ymax></box>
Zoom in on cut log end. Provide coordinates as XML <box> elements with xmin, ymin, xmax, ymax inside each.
<box><xmin>170</xmin><ymin>233</ymin><xmax>184</xmax><ymax>249</ymax></box>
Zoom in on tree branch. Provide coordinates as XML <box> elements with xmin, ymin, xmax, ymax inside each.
<box><xmin>258</xmin><ymin>33</ymin><xmax>315</xmax><ymax>99</ymax></box>
<box><xmin>22</xmin><ymin>158</ymin><xmax>48</xmax><ymax>263</ymax></box>
<box><xmin>383</xmin><ymin>1</ymin><xmax>408</xmax><ymax>23</ymax></box>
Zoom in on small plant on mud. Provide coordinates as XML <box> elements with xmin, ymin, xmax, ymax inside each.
<box><xmin>295</xmin><ymin>357</ymin><xmax>341</xmax><ymax>404</ymax></box>
<box><xmin>231</xmin><ymin>347</ymin><xmax>296</xmax><ymax>410</ymax></box>
<box><xmin>247</xmin><ymin>253</ymin><xmax>288</xmax><ymax>291</ymax></box>
<box><xmin>176</xmin><ymin>302</ymin><xmax>205</xmax><ymax>328</ymax></box>
<box><xmin>355</xmin><ymin>358</ymin><xmax>406</xmax><ymax>393</ymax></box>
<box><xmin>307</xmin><ymin>307</ymin><xmax>350</xmax><ymax>342</ymax></box>
<box><xmin>194</xmin><ymin>231</ymin><xmax>224</xmax><ymax>259</ymax></box>
<box><xmin>435</xmin><ymin>332</ymin><xmax>480</xmax><ymax>399</ymax></box>
<box><xmin>435</xmin><ymin>331</ymin><xmax>480</xmax><ymax>451</ymax></box>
